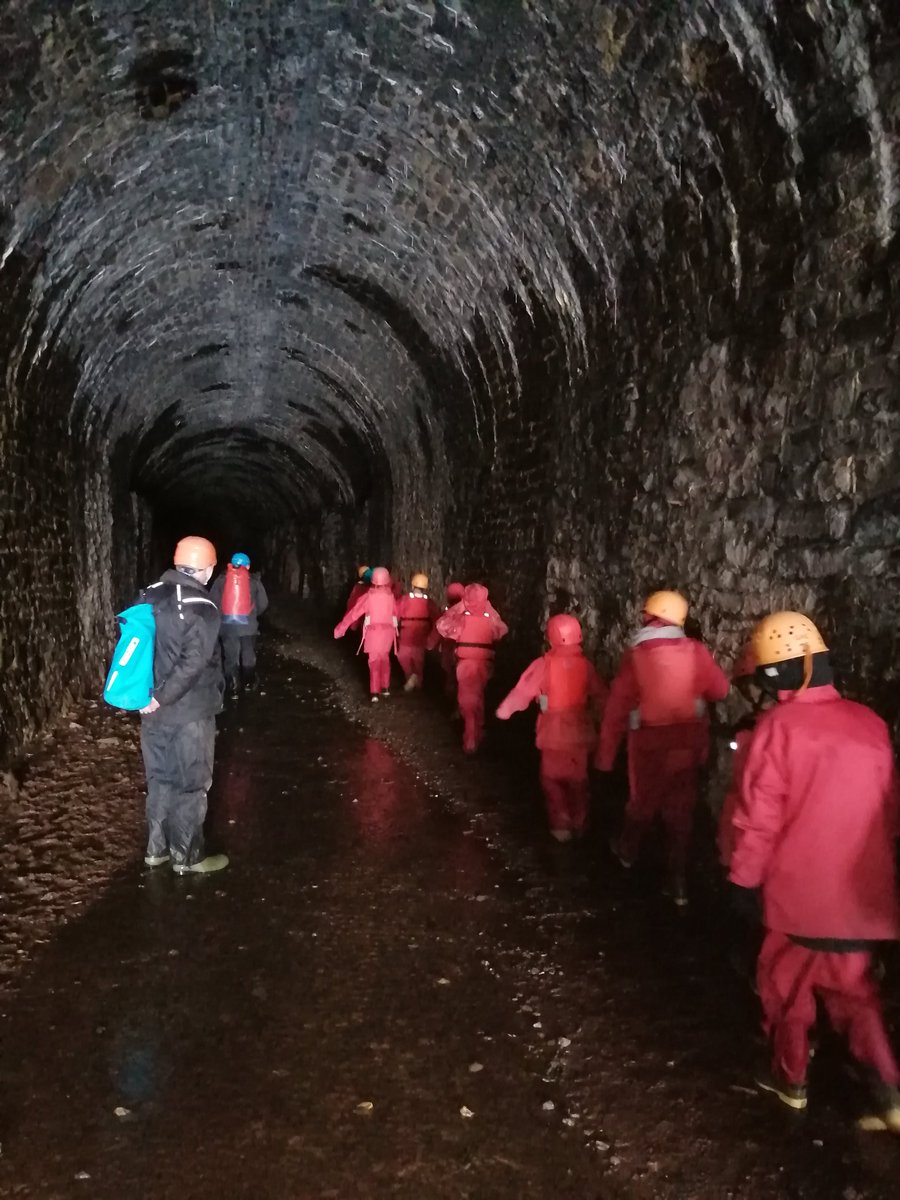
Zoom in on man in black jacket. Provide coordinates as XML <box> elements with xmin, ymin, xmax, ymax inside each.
<box><xmin>138</xmin><ymin>535</ymin><xmax>228</xmax><ymax>874</ymax></box>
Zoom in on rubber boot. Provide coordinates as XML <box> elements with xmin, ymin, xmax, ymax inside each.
<box><xmin>173</xmin><ymin>854</ymin><xmax>229</xmax><ymax>875</ymax></box>
<box><xmin>243</xmin><ymin>668</ymin><xmax>257</xmax><ymax>693</ymax></box>
<box><xmin>756</xmin><ymin>1068</ymin><xmax>807</xmax><ymax>1111</ymax></box>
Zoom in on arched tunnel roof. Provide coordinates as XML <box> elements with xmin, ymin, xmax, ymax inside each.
<box><xmin>3</xmin><ymin>0</ymin><xmax>895</xmax><ymax>521</ymax></box>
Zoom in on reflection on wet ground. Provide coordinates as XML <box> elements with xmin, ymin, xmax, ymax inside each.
<box><xmin>0</xmin><ymin>617</ymin><xmax>897</xmax><ymax>1198</ymax></box>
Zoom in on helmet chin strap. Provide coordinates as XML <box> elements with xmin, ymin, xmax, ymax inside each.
<box><xmin>797</xmin><ymin>643</ymin><xmax>813</xmax><ymax>696</ymax></box>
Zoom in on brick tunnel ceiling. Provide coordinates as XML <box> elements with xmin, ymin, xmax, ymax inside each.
<box><xmin>1</xmin><ymin>0</ymin><xmax>897</xmax><ymax>521</ymax></box>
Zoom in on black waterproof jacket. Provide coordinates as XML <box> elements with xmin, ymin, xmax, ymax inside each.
<box><xmin>138</xmin><ymin>569</ymin><xmax>224</xmax><ymax>726</ymax></box>
<box><xmin>209</xmin><ymin>572</ymin><xmax>269</xmax><ymax>636</ymax></box>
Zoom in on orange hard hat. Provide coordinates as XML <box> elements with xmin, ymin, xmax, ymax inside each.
<box><xmin>643</xmin><ymin>590</ymin><xmax>688</xmax><ymax>627</ymax></box>
<box><xmin>174</xmin><ymin>536</ymin><xmax>217</xmax><ymax>570</ymax></box>
<box><xmin>547</xmin><ymin>614</ymin><xmax>583</xmax><ymax>647</ymax></box>
<box><xmin>752</xmin><ymin>612</ymin><xmax>828</xmax><ymax>667</ymax></box>
<box><xmin>357</xmin><ymin>564</ymin><xmax>370</xmax><ymax>579</ymax></box>
<box><xmin>411</xmin><ymin>572</ymin><xmax>429</xmax><ymax>590</ymax></box>
<box><xmin>370</xmin><ymin>567</ymin><xmax>391</xmax><ymax>587</ymax></box>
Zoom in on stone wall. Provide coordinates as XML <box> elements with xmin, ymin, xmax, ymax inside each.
<box><xmin>0</xmin><ymin>247</ymin><xmax>105</xmax><ymax>761</ymax></box>
<box><xmin>0</xmin><ymin>0</ymin><xmax>898</xmax><ymax>758</ymax></box>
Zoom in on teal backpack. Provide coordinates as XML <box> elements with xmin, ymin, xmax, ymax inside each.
<box><xmin>103</xmin><ymin>603</ymin><xmax>157</xmax><ymax>711</ymax></box>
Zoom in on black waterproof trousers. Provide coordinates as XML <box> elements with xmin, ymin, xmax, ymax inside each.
<box><xmin>140</xmin><ymin>718</ymin><xmax>215</xmax><ymax>867</ymax></box>
<box><xmin>221</xmin><ymin>632</ymin><xmax>257</xmax><ymax>684</ymax></box>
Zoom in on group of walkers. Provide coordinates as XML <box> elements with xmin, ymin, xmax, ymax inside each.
<box><xmin>334</xmin><ymin>568</ymin><xmax>509</xmax><ymax>755</ymax></box>
<box><xmin>119</xmin><ymin>537</ymin><xmax>900</xmax><ymax>1134</ymax></box>
<box><xmin>337</xmin><ymin>565</ymin><xmax>900</xmax><ymax>1132</ymax></box>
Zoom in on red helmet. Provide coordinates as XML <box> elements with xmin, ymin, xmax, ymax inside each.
<box><xmin>370</xmin><ymin>567</ymin><xmax>391</xmax><ymax>587</ymax></box>
<box><xmin>446</xmin><ymin>582</ymin><xmax>465</xmax><ymax>604</ymax></box>
<box><xmin>547</xmin><ymin>614</ymin><xmax>583</xmax><ymax>647</ymax></box>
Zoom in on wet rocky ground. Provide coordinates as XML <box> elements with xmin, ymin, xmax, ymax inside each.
<box><xmin>0</xmin><ymin>603</ymin><xmax>898</xmax><ymax>1198</ymax></box>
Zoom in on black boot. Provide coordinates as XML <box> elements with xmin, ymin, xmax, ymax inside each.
<box><xmin>226</xmin><ymin>675</ymin><xmax>240</xmax><ymax>699</ymax></box>
<box><xmin>243</xmin><ymin>668</ymin><xmax>257</xmax><ymax>693</ymax></box>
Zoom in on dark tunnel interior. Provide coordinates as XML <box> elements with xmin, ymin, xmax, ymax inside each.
<box><xmin>1</xmin><ymin>0</ymin><xmax>899</xmax><ymax>760</ymax></box>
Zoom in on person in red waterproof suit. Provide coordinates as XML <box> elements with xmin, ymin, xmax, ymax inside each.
<box><xmin>729</xmin><ymin>611</ymin><xmax>900</xmax><ymax>1128</ymax></box>
<box><xmin>595</xmin><ymin>590</ymin><xmax>729</xmax><ymax>907</ymax></box>
<box><xmin>435</xmin><ymin>583</ymin><xmax>508</xmax><ymax>753</ymax></box>
<box><xmin>333</xmin><ymin>567</ymin><xmax>398</xmax><ymax>701</ymax></box>
<box><xmin>496</xmin><ymin>614</ymin><xmax>607</xmax><ymax>841</ymax></box>
<box><xmin>396</xmin><ymin>573</ymin><xmax>440</xmax><ymax>692</ymax></box>
<box><xmin>438</xmin><ymin>582</ymin><xmax>466</xmax><ymax>700</ymax></box>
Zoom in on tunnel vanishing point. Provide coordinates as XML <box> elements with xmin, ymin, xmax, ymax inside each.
<box><xmin>0</xmin><ymin>0</ymin><xmax>898</xmax><ymax>762</ymax></box>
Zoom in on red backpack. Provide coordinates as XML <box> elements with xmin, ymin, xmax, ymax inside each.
<box><xmin>544</xmin><ymin>651</ymin><xmax>589</xmax><ymax>711</ymax></box>
<box><xmin>221</xmin><ymin>565</ymin><xmax>252</xmax><ymax>624</ymax></box>
<box><xmin>631</xmin><ymin>639</ymin><xmax>701</xmax><ymax>725</ymax></box>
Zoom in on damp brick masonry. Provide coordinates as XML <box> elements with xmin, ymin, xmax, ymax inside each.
<box><xmin>0</xmin><ymin>0</ymin><xmax>898</xmax><ymax>759</ymax></box>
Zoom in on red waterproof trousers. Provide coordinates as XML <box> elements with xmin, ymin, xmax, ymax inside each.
<box><xmin>360</xmin><ymin>624</ymin><xmax>395</xmax><ymax>694</ymax></box>
<box><xmin>758</xmin><ymin>931</ymin><xmax>900</xmax><ymax>1087</ymax></box>
<box><xmin>540</xmin><ymin>749</ymin><xmax>590</xmax><ymax>833</ymax></box>
<box><xmin>457</xmin><ymin>659</ymin><xmax>492</xmax><ymax>753</ymax></box>
<box><xmin>367</xmin><ymin>650</ymin><xmax>392</xmax><ymax>694</ymax></box>
<box><xmin>619</xmin><ymin>724</ymin><xmax>705</xmax><ymax>872</ymax></box>
<box><xmin>396</xmin><ymin>643</ymin><xmax>423</xmax><ymax>683</ymax></box>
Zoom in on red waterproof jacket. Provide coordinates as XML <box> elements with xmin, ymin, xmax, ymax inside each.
<box><xmin>435</xmin><ymin>584</ymin><xmax>508</xmax><ymax>660</ymax></box>
<box><xmin>497</xmin><ymin>645</ymin><xmax>608</xmax><ymax>753</ymax></box>
<box><xmin>397</xmin><ymin>593</ymin><xmax>440</xmax><ymax>647</ymax></box>
<box><xmin>729</xmin><ymin>686</ymin><xmax>900</xmax><ymax>941</ymax></box>
<box><xmin>595</xmin><ymin>626</ymin><xmax>729</xmax><ymax>770</ymax></box>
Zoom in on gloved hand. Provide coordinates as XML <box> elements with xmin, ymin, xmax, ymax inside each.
<box><xmin>728</xmin><ymin>882</ymin><xmax>762</xmax><ymax>924</ymax></box>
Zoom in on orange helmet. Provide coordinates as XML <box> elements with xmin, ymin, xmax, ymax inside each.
<box><xmin>547</xmin><ymin>614</ymin><xmax>583</xmax><ymax>647</ymax></box>
<box><xmin>644</xmin><ymin>590</ymin><xmax>688</xmax><ymax>627</ymax></box>
<box><xmin>370</xmin><ymin>567</ymin><xmax>391</xmax><ymax>587</ymax></box>
<box><xmin>174</xmin><ymin>536</ymin><xmax>217</xmax><ymax>570</ymax></box>
<box><xmin>411</xmin><ymin>572</ymin><xmax>429</xmax><ymax>591</ymax></box>
<box><xmin>357</xmin><ymin>564</ymin><xmax>370</xmax><ymax>579</ymax></box>
<box><xmin>752</xmin><ymin>612</ymin><xmax>828</xmax><ymax>667</ymax></box>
